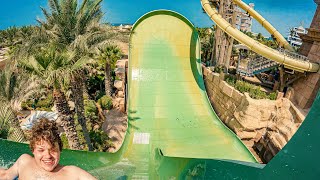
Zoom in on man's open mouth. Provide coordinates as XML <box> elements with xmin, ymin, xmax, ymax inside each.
<box><xmin>42</xmin><ymin>159</ymin><xmax>54</xmax><ymax>166</ymax></box>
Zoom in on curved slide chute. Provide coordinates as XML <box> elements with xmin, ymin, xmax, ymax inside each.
<box><xmin>0</xmin><ymin>10</ymin><xmax>256</xmax><ymax>179</ymax></box>
<box><xmin>233</xmin><ymin>0</ymin><xmax>293</xmax><ymax>51</ymax></box>
<box><xmin>201</xmin><ymin>0</ymin><xmax>319</xmax><ymax>73</ymax></box>
<box><xmin>1</xmin><ymin>9</ymin><xmax>320</xmax><ymax>179</ymax></box>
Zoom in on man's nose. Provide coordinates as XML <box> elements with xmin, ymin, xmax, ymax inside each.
<box><xmin>44</xmin><ymin>150</ymin><xmax>52</xmax><ymax>157</ymax></box>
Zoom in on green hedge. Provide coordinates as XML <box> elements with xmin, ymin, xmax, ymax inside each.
<box><xmin>225</xmin><ymin>76</ymin><xmax>277</xmax><ymax>100</ymax></box>
<box><xmin>97</xmin><ymin>95</ymin><xmax>113</xmax><ymax>110</ymax></box>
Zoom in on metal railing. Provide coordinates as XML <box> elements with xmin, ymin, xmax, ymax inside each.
<box><xmin>237</xmin><ymin>55</ymin><xmax>279</xmax><ymax>76</ymax></box>
<box><xmin>278</xmin><ymin>48</ymin><xmax>309</xmax><ymax>62</ymax></box>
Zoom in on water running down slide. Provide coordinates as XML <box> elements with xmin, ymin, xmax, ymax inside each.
<box><xmin>1</xmin><ymin>8</ymin><xmax>320</xmax><ymax>179</ymax></box>
<box><xmin>201</xmin><ymin>0</ymin><xmax>320</xmax><ymax>73</ymax></box>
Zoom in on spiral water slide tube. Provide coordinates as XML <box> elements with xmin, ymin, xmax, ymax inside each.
<box><xmin>201</xmin><ymin>0</ymin><xmax>319</xmax><ymax>73</ymax></box>
<box><xmin>1</xmin><ymin>9</ymin><xmax>320</xmax><ymax>179</ymax></box>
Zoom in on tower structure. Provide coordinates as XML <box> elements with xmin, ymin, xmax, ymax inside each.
<box><xmin>236</xmin><ymin>3</ymin><xmax>254</xmax><ymax>32</ymax></box>
<box><xmin>290</xmin><ymin>0</ymin><xmax>320</xmax><ymax>109</ymax></box>
<box><xmin>211</xmin><ymin>0</ymin><xmax>237</xmax><ymax>71</ymax></box>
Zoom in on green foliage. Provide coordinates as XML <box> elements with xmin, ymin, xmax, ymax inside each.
<box><xmin>0</xmin><ymin>105</ymin><xmax>26</xmax><ymax>142</ymax></box>
<box><xmin>60</xmin><ymin>133</ymin><xmax>70</xmax><ymax>149</ymax></box>
<box><xmin>84</xmin><ymin>100</ymin><xmax>99</xmax><ymax>129</ymax></box>
<box><xmin>228</xmin><ymin>68</ymin><xmax>237</xmax><ymax>75</ymax></box>
<box><xmin>86</xmin><ymin>72</ymin><xmax>106</xmax><ymax>100</ymax></box>
<box><xmin>97</xmin><ymin>45</ymin><xmax>123</xmax><ymax>69</ymax></box>
<box><xmin>248</xmin><ymin>86</ymin><xmax>268</xmax><ymax>99</ymax></box>
<box><xmin>226</xmin><ymin>79</ymin><xmax>277</xmax><ymax>100</ymax></box>
<box><xmin>0</xmin><ymin>106</ymin><xmax>11</xmax><ymax>139</ymax></box>
<box><xmin>89</xmin><ymin>130</ymin><xmax>114</xmax><ymax>152</ymax></box>
<box><xmin>197</xmin><ymin>27</ymin><xmax>215</xmax><ymax>63</ymax></box>
<box><xmin>21</xmin><ymin>100</ymin><xmax>33</xmax><ymax>110</ymax></box>
<box><xmin>268</xmin><ymin>92</ymin><xmax>277</xmax><ymax>100</ymax></box>
<box><xmin>241</xmin><ymin>31</ymin><xmax>279</xmax><ymax>50</ymax></box>
<box><xmin>0</xmin><ymin>26</ymin><xmax>35</xmax><ymax>47</ymax></box>
<box><xmin>225</xmin><ymin>76</ymin><xmax>236</xmax><ymax>86</ymax></box>
<box><xmin>97</xmin><ymin>95</ymin><xmax>113</xmax><ymax>110</ymax></box>
<box><xmin>21</xmin><ymin>94</ymin><xmax>54</xmax><ymax>111</ymax></box>
<box><xmin>0</xmin><ymin>129</ymin><xmax>9</xmax><ymax>139</ymax></box>
<box><xmin>74</xmin><ymin>119</ymin><xmax>88</xmax><ymax>151</ymax></box>
<box><xmin>214</xmin><ymin>65</ymin><xmax>224</xmax><ymax>73</ymax></box>
<box><xmin>85</xmin><ymin>100</ymin><xmax>97</xmax><ymax>115</ymax></box>
<box><xmin>35</xmin><ymin>94</ymin><xmax>54</xmax><ymax>111</ymax></box>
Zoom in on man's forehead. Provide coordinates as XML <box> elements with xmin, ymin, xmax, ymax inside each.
<box><xmin>35</xmin><ymin>139</ymin><xmax>53</xmax><ymax>148</ymax></box>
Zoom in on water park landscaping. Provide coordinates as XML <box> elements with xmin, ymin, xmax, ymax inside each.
<box><xmin>1</xmin><ymin>0</ymin><xmax>320</xmax><ymax>179</ymax></box>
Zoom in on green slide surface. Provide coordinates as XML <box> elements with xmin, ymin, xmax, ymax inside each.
<box><xmin>1</xmin><ymin>10</ymin><xmax>320</xmax><ymax>179</ymax></box>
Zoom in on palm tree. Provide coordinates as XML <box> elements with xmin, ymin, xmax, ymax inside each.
<box><xmin>0</xmin><ymin>66</ymin><xmax>39</xmax><ymax>142</ymax></box>
<box><xmin>14</xmin><ymin>0</ymin><xmax>116</xmax><ymax>151</ymax></box>
<box><xmin>18</xmin><ymin>46</ymin><xmax>89</xmax><ymax>150</ymax></box>
<box><xmin>0</xmin><ymin>27</ymin><xmax>19</xmax><ymax>47</ymax></box>
<box><xmin>0</xmin><ymin>106</ymin><xmax>12</xmax><ymax>139</ymax></box>
<box><xmin>96</xmin><ymin>45</ymin><xmax>122</xmax><ymax>96</ymax></box>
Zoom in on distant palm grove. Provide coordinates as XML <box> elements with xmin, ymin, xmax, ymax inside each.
<box><xmin>0</xmin><ymin>0</ymin><xmax>127</xmax><ymax>151</ymax></box>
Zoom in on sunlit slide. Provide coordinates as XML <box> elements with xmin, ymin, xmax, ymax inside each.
<box><xmin>1</xmin><ymin>7</ymin><xmax>320</xmax><ymax>179</ymax></box>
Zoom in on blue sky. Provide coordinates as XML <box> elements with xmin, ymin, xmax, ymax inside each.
<box><xmin>0</xmin><ymin>0</ymin><xmax>317</xmax><ymax>37</ymax></box>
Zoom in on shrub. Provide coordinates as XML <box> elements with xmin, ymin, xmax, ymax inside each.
<box><xmin>230</xmin><ymin>80</ymin><xmax>276</xmax><ymax>100</ymax></box>
<box><xmin>84</xmin><ymin>100</ymin><xmax>97</xmax><ymax>115</ymax></box>
<box><xmin>0</xmin><ymin>129</ymin><xmax>9</xmax><ymax>139</ymax></box>
<box><xmin>36</xmin><ymin>94</ymin><xmax>54</xmax><ymax>111</ymax></box>
<box><xmin>214</xmin><ymin>65</ymin><xmax>224</xmax><ymax>73</ymax></box>
<box><xmin>225</xmin><ymin>76</ymin><xmax>236</xmax><ymax>86</ymax></box>
<box><xmin>97</xmin><ymin>95</ymin><xmax>113</xmax><ymax>110</ymax></box>
<box><xmin>268</xmin><ymin>92</ymin><xmax>277</xmax><ymax>100</ymax></box>
<box><xmin>21</xmin><ymin>94</ymin><xmax>54</xmax><ymax>111</ymax></box>
<box><xmin>21</xmin><ymin>100</ymin><xmax>33</xmax><ymax>110</ymax></box>
<box><xmin>84</xmin><ymin>100</ymin><xmax>100</xmax><ymax>130</ymax></box>
<box><xmin>89</xmin><ymin>130</ymin><xmax>114</xmax><ymax>152</ymax></box>
<box><xmin>60</xmin><ymin>133</ymin><xmax>69</xmax><ymax>149</ymax></box>
<box><xmin>248</xmin><ymin>86</ymin><xmax>268</xmax><ymax>99</ymax></box>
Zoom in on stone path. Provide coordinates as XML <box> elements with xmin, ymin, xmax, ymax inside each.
<box><xmin>102</xmin><ymin>109</ymin><xmax>128</xmax><ymax>153</ymax></box>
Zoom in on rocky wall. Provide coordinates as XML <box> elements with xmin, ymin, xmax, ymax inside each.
<box><xmin>203</xmin><ymin>66</ymin><xmax>305</xmax><ymax>162</ymax></box>
<box><xmin>113</xmin><ymin>59</ymin><xmax>128</xmax><ymax>113</ymax></box>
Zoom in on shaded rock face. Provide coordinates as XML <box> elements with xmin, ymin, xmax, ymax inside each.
<box><xmin>102</xmin><ymin>109</ymin><xmax>127</xmax><ymax>153</ymax></box>
<box><xmin>203</xmin><ymin>66</ymin><xmax>305</xmax><ymax>163</ymax></box>
<box><xmin>234</xmin><ymin>95</ymin><xmax>303</xmax><ymax>162</ymax></box>
<box><xmin>103</xmin><ymin>59</ymin><xmax>128</xmax><ymax>153</ymax></box>
<box><xmin>112</xmin><ymin>59</ymin><xmax>128</xmax><ymax>113</ymax></box>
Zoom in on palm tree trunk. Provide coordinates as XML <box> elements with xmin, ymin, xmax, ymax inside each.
<box><xmin>105</xmin><ymin>61</ymin><xmax>112</xmax><ymax>96</ymax></box>
<box><xmin>71</xmin><ymin>74</ymin><xmax>93</xmax><ymax>151</ymax></box>
<box><xmin>53</xmin><ymin>88</ymin><xmax>81</xmax><ymax>150</ymax></box>
<box><xmin>279</xmin><ymin>66</ymin><xmax>285</xmax><ymax>92</ymax></box>
<box><xmin>95</xmin><ymin>102</ymin><xmax>105</xmax><ymax>122</ymax></box>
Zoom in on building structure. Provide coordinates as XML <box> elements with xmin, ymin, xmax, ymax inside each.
<box><xmin>235</xmin><ymin>3</ymin><xmax>254</xmax><ymax>32</ymax></box>
<box><xmin>211</xmin><ymin>0</ymin><xmax>237</xmax><ymax>71</ymax></box>
<box><xmin>287</xmin><ymin>26</ymin><xmax>307</xmax><ymax>47</ymax></box>
<box><xmin>290</xmin><ymin>0</ymin><xmax>320</xmax><ymax>109</ymax></box>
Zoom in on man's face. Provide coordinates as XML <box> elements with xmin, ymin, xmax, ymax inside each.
<box><xmin>32</xmin><ymin>139</ymin><xmax>60</xmax><ymax>172</ymax></box>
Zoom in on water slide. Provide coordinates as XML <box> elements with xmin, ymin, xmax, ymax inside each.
<box><xmin>1</xmin><ymin>9</ymin><xmax>320</xmax><ymax>179</ymax></box>
<box><xmin>201</xmin><ymin>0</ymin><xmax>320</xmax><ymax>73</ymax></box>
